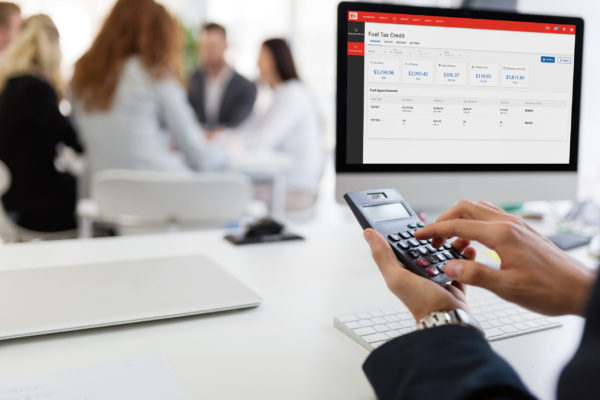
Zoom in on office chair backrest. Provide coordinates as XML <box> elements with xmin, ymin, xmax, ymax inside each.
<box><xmin>91</xmin><ymin>170</ymin><xmax>252</xmax><ymax>228</ymax></box>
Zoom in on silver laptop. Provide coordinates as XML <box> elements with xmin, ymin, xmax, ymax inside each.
<box><xmin>0</xmin><ymin>254</ymin><xmax>261</xmax><ymax>340</ymax></box>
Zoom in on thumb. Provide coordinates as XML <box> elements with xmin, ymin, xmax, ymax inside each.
<box><xmin>364</xmin><ymin>229</ymin><xmax>411</xmax><ymax>284</ymax></box>
<box><xmin>444</xmin><ymin>260</ymin><xmax>502</xmax><ymax>291</ymax></box>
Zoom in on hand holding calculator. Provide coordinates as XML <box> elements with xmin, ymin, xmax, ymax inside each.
<box><xmin>344</xmin><ymin>189</ymin><xmax>464</xmax><ymax>285</ymax></box>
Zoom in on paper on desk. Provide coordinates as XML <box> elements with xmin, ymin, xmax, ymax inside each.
<box><xmin>0</xmin><ymin>354</ymin><xmax>189</xmax><ymax>400</ymax></box>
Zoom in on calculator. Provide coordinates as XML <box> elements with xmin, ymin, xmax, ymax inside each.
<box><xmin>344</xmin><ymin>189</ymin><xmax>463</xmax><ymax>285</ymax></box>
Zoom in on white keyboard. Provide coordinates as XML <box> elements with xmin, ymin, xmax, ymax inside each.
<box><xmin>334</xmin><ymin>291</ymin><xmax>562</xmax><ymax>351</ymax></box>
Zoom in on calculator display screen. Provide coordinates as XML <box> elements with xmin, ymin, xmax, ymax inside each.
<box><xmin>363</xmin><ymin>203</ymin><xmax>410</xmax><ymax>222</ymax></box>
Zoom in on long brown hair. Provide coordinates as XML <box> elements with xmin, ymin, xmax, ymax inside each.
<box><xmin>262</xmin><ymin>38</ymin><xmax>299</xmax><ymax>82</ymax></box>
<box><xmin>71</xmin><ymin>0</ymin><xmax>182</xmax><ymax>111</ymax></box>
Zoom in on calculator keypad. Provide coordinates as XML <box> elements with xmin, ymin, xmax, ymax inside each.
<box><xmin>387</xmin><ymin>227</ymin><xmax>461</xmax><ymax>283</ymax></box>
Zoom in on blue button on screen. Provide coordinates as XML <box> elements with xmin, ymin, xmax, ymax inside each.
<box><xmin>541</xmin><ymin>56</ymin><xmax>556</xmax><ymax>63</ymax></box>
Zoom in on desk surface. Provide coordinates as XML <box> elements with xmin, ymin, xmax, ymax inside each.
<box><xmin>0</xmin><ymin>222</ymin><xmax>591</xmax><ymax>399</ymax></box>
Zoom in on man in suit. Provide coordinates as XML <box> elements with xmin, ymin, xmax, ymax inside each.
<box><xmin>0</xmin><ymin>2</ymin><xmax>21</xmax><ymax>53</ymax></box>
<box><xmin>362</xmin><ymin>200</ymin><xmax>598</xmax><ymax>399</ymax></box>
<box><xmin>188</xmin><ymin>23</ymin><xmax>256</xmax><ymax>130</ymax></box>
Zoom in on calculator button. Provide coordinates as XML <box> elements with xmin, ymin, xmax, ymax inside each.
<box><xmin>417</xmin><ymin>222</ymin><xmax>426</xmax><ymax>228</ymax></box>
<box><xmin>416</xmin><ymin>257</ymin><xmax>430</xmax><ymax>267</ymax></box>
<box><xmin>388</xmin><ymin>233</ymin><xmax>401</xmax><ymax>242</ymax></box>
<box><xmin>407</xmin><ymin>238</ymin><xmax>420</xmax><ymax>247</ymax></box>
<box><xmin>436</xmin><ymin>253</ymin><xmax>446</xmax><ymax>261</ymax></box>
<box><xmin>425</xmin><ymin>266</ymin><xmax>439</xmax><ymax>277</ymax></box>
<box><xmin>400</xmin><ymin>231</ymin><xmax>411</xmax><ymax>239</ymax></box>
<box><xmin>417</xmin><ymin>247</ymin><xmax>428</xmax><ymax>256</ymax></box>
<box><xmin>409</xmin><ymin>229</ymin><xmax>418</xmax><ymax>235</ymax></box>
<box><xmin>408</xmin><ymin>249</ymin><xmax>420</xmax><ymax>258</ymax></box>
<box><xmin>437</xmin><ymin>263</ymin><xmax>446</xmax><ymax>273</ymax></box>
<box><xmin>425</xmin><ymin>244</ymin><xmax>436</xmax><ymax>253</ymax></box>
<box><xmin>418</xmin><ymin>240</ymin><xmax>428</xmax><ymax>245</ymax></box>
<box><xmin>443</xmin><ymin>243</ymin><xmax>452</xmax><ymax>250</ymax></box>
<box><xmin>428</xmin><ymin>255</ymin><xmax>439</xmax><ymax>264</ymax></box>
<box><xmin>443</xmin><ymin>250</ymin><xmax>454</xmax><ymax>259</ymax></box>
<box><xmin>427</xmin><ymin>238</ymin><xmax>433</xmax><ymax>243</ymax></box>
<box><xmin>407</xmin><ymin>223</ymin><xmax>417</xmax><ymax>229</ymax></box>
<box><xmin>397</xmin><ymin>241</ymin><xmax>409</xmax><ymax>250</ymax></box>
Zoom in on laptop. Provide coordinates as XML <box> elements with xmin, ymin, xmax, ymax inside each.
<box><xmin>0</xmin><ymin>254</ymin><xmax>261</xmax><ymax>340</ymax></box>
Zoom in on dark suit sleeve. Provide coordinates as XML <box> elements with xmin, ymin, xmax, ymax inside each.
<box><xmin>363</xmin><ymin>325</ymin><xmax>534</xmax><ymax>400</ymax></box>
<box><xmin>187</xmin><ymin>71</ymin><xmax>206</xmax><ymax>123</ymax></box>
<box><xmin>557</xmin><ymin>273</ymin><xmax>600</xmax><ymax>400</ymax></box>
<box><xmin>30</xmin><ymin>80</ymin><xmax>84</xmax><ymax>153</ymax></box>
<box><xmin>220</xmin><ymin>74</ymin><xmax>257</xmax><ymax>127</ymax></box>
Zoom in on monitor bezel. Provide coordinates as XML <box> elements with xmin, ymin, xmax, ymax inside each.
<box><xmin>336</xmin><ymin>1</ymin><xmax>584</xmax><ymax>173</ymax></box>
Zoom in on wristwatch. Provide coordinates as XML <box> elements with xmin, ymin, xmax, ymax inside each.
<box><xmin>417</xmin><ymin>309</ymin><xmax>485</xmax><ymax>336</ymax></box>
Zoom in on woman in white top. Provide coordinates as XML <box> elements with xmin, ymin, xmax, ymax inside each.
<box><xmin>231</xmin><ymin>38</ymin><xmax>324</xmax><ymax>211</ymax></box>
<box><xmin>71</xmin><ymin>0</ymin><xmax>226</xmax><ymax>177</ymax></box>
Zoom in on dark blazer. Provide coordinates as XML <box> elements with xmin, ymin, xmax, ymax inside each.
<box><xmin>187</xmin><ymin>68</ymin><xmax>257</xmax><ymax>129</ymax></box>
<box><xmin>0</xmin><ymin>75</ymin><xmax>84</xmax><ymax>232</ymax></box>
<box><xmin>363</xmin><ymin>275</ymin><xmax>600</xmax><ymax>399</ymax></box>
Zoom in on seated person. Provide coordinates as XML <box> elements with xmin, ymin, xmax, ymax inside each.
<box><xmin>0</xmin><ymin>15</ymin><xmax>84</xmax><ymax>232</ymax></box>
<box><xmin>228</xmin><ymin>39</ymin><xmax>325</xmax><ymax>212</ymax></box>
<box><xmin>0</xmin><ymin>2</ymin><xmax>21</xmax><ymax>53</ymax></box>
<box><xmin>71</xmin><ymin>0</ymin><xmax>227</xmax><ymax>178</ymax></box>
<box><xmin>188</xmin><ymin>22</ymin><xmax>256</xmax><ymax>130</ymax></box>
<box><xmin>362</xmin><ymin>200</ymin><xmax>598</xmax><ymax>399</ymax></box>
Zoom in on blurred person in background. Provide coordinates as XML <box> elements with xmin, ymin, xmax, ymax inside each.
<box><xmin>0</xmin><ymin>2</ymin><xmax>21</xmax><ymax>53</ymax></box>
<box><xmin>228</xmin><ymin>39</ymin><xmax>324</xmax><ymax>212</ymax></box>
<box><xmin>0</xmin><ymin>14</ymin><xmax>84</xmax><ymax>232</ymax></box>
<box><xmin>71</xmin><ymin>0</ymin><xmax>227</xmax><ymax>178</ymax></box>
<box><xmin>188</xmin><ymin>22</ymin><xmax>256</xmax><ymax>130</ymax></box>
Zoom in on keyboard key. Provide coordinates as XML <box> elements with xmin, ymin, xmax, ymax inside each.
<box><xmin>387</xmin><ymin>322</ymin><xmax>401</xmax><ymax>329</ymax></box>
<box><xmin>337</xmin><ymin>314</ymin><xmax>358</xmax><ymax>322</ymax></box>
<box><xmin>369</xmin><ymin>310</ymin><xmax>384</xmax><ymax>317</ymax></box>
<box><xmin>485</xmin><ymin>327</ymin><xmax>503</xmax><ymax>338</ymax></box>
<box><xmin>408</xmin><ymin>238</ymin><xmax>420</xmax><ymax>247</ymax></box>
<box><xmin>364</xmin><ymin>333</ymin><xmax>390</xmax><ymax>343</ymax></box>
<box><xmin>417</xmin><ymin>222</ymin><xmax>426</xmax><ymax>228</ymax></box>
<box><xmin>425</xmin><ymin>266</ymin><xmax>439</xmax><ymax>276</ymax></box>
<box><xmin>416</xmin><ymin>257</ymin><xmax>430</xmax><ymax>267</ymax></box>
<box><xmin>436</xmin><ymin>253</ymin><xmax>446</xmax><ymax>261</ymax></box>
<box><xmin>354</xmin><ymin>327</ymin><xmax>376</xmax><ymax>336</ymax></box>
<box><xmin>426</xmin><ymin>245</ymin><xmax>437</xmax><ymax>253</ymax></box>
<box><xmin>346</xmin><ymin>321</ymin><xmax>361</xmax><ymax>329</ymax></box>
<box><xmin>374</xmin><ymin>324</ymin><xmax>389</xmax><ymax>332</ymax></box>
<box><xmin>408</xmin><ymin>249</ymin><xmax>420</xmax><ymax>258</ymax></box>
<box><xmin>418</xmin><ymin>247</ymin><xmax>429</xmax><ymax>256</ymax></box>
<box><xmin>407</xmin><ymin>223</ymin><xmax>417</xmax><ymax>229</ymax></box>
<box><xmin>443</xmin><ymin>250</ymin><xmax>454</xmax><ymax>259</ymax></box>
<box><xmin>384</xmin><ymin>315</ymin><xmax>399</xmax><ymax>322</ymax></box>
<box><xmin>372</xmin><ymin>317</ymin><xmax>387</xmax><ymax>324</ymax></box>
<box><xmin>400</xmin><ymin>231</ymin><xmax>412</xmax><ymax>239</ymax></box>
<box><xmin>386</xmin><ymin>330</ymin><xmax>401</xmax><ymax>338</ymax></box>
<box><xmin>500</xmin><ymin>325</ymin><xmax>518</xmax><ymax>334</ymax></box>
<box><xmin>443</xmin><ymin>243</ymin><xmax>452</xmax><ymax>249</ymax></box>
<box><xmin>359</xmin><ymin>319</ymin><xmax>375</xmax><ymax>327</ymax></box>
<box><xmin>357</xmin><ymin>312</ymin><xmax>371</xmax><ymax>319</ymax></box>
<box><xmin>419</xmin><ymin>240</ymin><xmax>429</xmax><ymax>245</ymax></box>
<box><xmin>388</xmin><ymin>233</ymin><xmax>401</xmax><ymax>242</ymax></box>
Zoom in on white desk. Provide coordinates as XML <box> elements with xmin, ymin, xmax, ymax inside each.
<box><xmin>0</xmin><ymin>222</ymin><xmax>590</xmax><ymax>399</ymax></box>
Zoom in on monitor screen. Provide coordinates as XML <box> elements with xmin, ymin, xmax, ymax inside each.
<box><xmin>338</xmin><ymin>4</ymin><xmax>583</xmax><ymax>172</ymax></box>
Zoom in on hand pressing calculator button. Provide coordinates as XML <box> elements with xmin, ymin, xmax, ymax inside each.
<box><xmin>344</xmin><ymin>189</ymin><xmax>461</xmax><ymax>285</ymax></box>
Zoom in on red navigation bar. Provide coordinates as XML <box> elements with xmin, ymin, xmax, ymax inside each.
<box><xmin>347</xmin><ymin>11</ymin><xmax>576</xmax><ymax>34</ymax></box>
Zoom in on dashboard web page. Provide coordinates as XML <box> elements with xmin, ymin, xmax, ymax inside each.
<box><xmin>345</xmin><ymin>11</ymin><xmax>577</xmax><ymax>165</ymax></box>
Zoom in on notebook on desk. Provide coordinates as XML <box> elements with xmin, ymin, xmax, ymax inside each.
<box><xmin>0</xmin><ymin>254</ymin><xmax>261</xmax><ymax>340</ymax></box>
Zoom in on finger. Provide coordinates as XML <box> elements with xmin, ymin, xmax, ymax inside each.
<box><xmin>415</xmin><ymin>219</ymin><xmax>500</xmax><ymax>249</ymax></box>
<box><xmin>451</xmin><ymin>238</ymin><xmax>471</xmax><ymax>253</ymax></box>
<box><xmin>462</xmin><ymin>247</ymin><xmax>477</xmax><ymax>260</ymax></box>
<box><xmin>477</xmin><ymin>200</ymin><xmax>505</xmax><ymax>213</ymax></box>
<box><xmin>435</xmin><ymin>200</ymin><xmax>503</xmax><ymax>224</ymax></box>
<box><xmin>444</xmin><ymin>260</ymin><xmax>503</xmax><ymax>292</ymax></box>
<box><xmin>364</xmin><ymin>229</ymin><xmax>415</xmax><ymax>289</ymax></box>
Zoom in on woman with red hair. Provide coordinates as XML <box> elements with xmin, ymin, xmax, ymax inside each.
<box><xmin>71</xmin><ymin>0</ymin><xmax>227</xmax><ymax>177</ymax></box>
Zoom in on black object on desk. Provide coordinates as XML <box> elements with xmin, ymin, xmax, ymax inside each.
<box><xmin>225</xmin><ymin>218</ymin><xmax>304</xmax><ymax>245</ymax></box>
<box><xmin>547</xmin><ymin>231</ymin><xmax>591</xmax><ymax>251</ymax></box>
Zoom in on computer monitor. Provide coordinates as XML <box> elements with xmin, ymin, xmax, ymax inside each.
<box><xmin>336</xmin><ymin>2</ymin><xmax>584</xmax><ymax>207</ymax></box>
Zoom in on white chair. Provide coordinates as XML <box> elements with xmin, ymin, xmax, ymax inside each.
<box><xmin>78</xmin><ymin>169</ymin><xmax>253</xmax><ymax>237</ymax></box>
<box><xmin>0</xmin><ymin>160</ymin><xmax>76</xmax><ymax>243</ymax></box>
